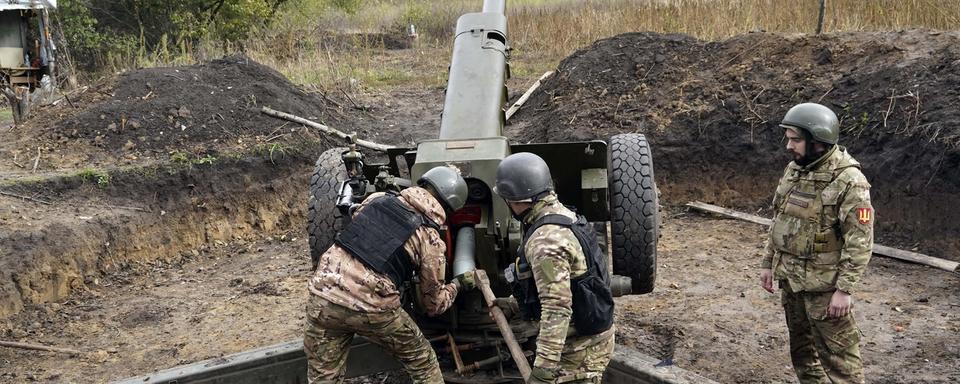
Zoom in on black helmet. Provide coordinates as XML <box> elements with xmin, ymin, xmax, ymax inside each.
<box><xmin>418</xmin><ymin>166</ymin><xmax>468</xmax><ymax>212</ymax></box>
<box><xmin>494</xmin><ymin>152</ymin><xmax>554</xmax><ymax>202</ymax></box>
<box><xmin>780</xmin><ymin>103</ymin><xmax>840</xmax><ymax>144</ymax></box>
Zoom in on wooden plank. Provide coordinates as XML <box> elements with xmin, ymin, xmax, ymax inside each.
<box><xmin>505</xmin><ymin>71</ymin><xmax>554</xmax><ymax>121</ymax></box>
<box><xmin>685</xmin><ymin>201</ymin><xmax>959</xmax><ymax>272</ymax></box>
<box><xmin>686</xmin><ymin>201</ymin><xmax>773</xmax><ymax>226</ymax></box>
<box><xmin>0</xmin><ymin>340</ymin><xmax>81</xmax><ymax>355</ymax></box>
<box><xmin>475</xmin><ymin>269</ymin><xmax>532</xmax><ymax>380</ymax></box>
<box><xmin>872</xmin><ymin>244</ymin><xmax>959</xmax><ymax>272</ymax></box>
<box><xmin>260</xmin><ymin>106</ymin><xmax>394</xmax><ymax>152</ymax></box>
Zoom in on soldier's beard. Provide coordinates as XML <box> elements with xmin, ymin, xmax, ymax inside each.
<box><xmin>795</xmin><ymin>147</ymin><xmax>828</xmax><ymax>167</ymax></box>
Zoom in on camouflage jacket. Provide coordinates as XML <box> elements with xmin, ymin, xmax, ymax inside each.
<box><xmin>761</xmin><ymin>146</ymin><xmax>874</xmax><ymax>293</ymax></box>
<box><xmin>522</xmin><ymin>192</ymin><xmax>616</xmax><ymax>371</ymax></box>
<box><xmin>309</xmin><ymin>187</ymin><xmax>458</xmax><ymax>315</ymax></box>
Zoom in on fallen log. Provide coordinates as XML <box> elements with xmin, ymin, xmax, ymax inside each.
<box><xmin>686</xmin><ymin>201</ymin><xmax>959</xmax><ymax>273</ymax></box>
<box><xmin>505</xmin><ymin>71</ymin><xmax>554</xmax><ymax>121</ymax></box>
<box><xmin>0</xmin><ymin>340</ymin><xmax>81</xmax><ymax>355</ymax></box>
<box><xmin>260</xmin><ymin>107</ymin><xmax>394</xmax><ymax>152</ymax></box>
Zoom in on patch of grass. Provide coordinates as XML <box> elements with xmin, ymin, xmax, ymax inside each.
<box><xmin>169</xmin><ymin>151</ymin><xmax>191</xmax><ymax>166</ymax></box>
<box><xmin>169</xmin><ymin>150</ymin><xmax>218</xmax><ymax>166</ymax></box>
<box><xmin>254</xmin><ymin>142</ymin><xmax>289</xmax><ymax>164</ymax></box>
<box><xmin>0</xmin><ymin>107</ymin><xmax>12</xmax><ymax>123</ymax></box>
<box><xmin>76</xmin><ymin>168</ymin><xmax>110</xmax><ymax>188</ymax></box>
<box><xmin>195</xmin><ymin>154</ymin><xmax>217</xmax><ymax>165</ymax></box>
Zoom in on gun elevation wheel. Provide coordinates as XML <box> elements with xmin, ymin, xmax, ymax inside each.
<box><xmin>608</xmin><ymin>133</ymin><xmax>659</xmax><ymax>294</ymax></box>
<box><xmin>307</xmin><ymin>147</ymin><xmax>348</xmax><ymax>269</ymax></box>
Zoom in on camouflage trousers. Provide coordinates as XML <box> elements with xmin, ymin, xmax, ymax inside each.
<box><xmin>781</xmin><ymin>282</ymin><xmax>864</xmax><ymax>384</ymax></box>
<box><xmin>553</xmin><ymin>329</ymin><xmax>616</xmax><ymax>384</ymax></box>
<box><xmin>303</xmin><ymin>295</ymin><xmax>443</xmax><ymax>384</ymax></box>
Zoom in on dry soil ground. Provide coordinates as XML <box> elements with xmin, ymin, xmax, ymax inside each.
<box><xmin>1</xmin><ymin>30</ymin><xmax>960</xmax><ymax>383</ymax></box>
<box><xmin>1</xmin><ymin>210</ymin><xmax>957</xmax><ymax>383</ymax></box>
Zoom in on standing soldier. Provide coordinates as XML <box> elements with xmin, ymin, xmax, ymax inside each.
<box><xmin>495</xmin><ymin>153</ymin><xmax>616</xmax><ymax>384</ymax></box>
<box><xmin>304</xmin><ymin>166</ymin><xmax>476</xmax><ymax>383</ymax></box>
<box><xmin>760</xmin><ymin>103</ymin><xmax>874</xmax><ymax>384</ymax></box>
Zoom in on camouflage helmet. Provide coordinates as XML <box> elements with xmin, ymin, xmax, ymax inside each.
<box><xmin>418</xmin><ymin>166</ymin><xmax>468</xmax><ymax>212</ymax></box>
<box><xmin>494</xmin><ymin>152</ymin><xmax>554</xmax><ymax>202</ymax></box>
<box><xmin>779</xmin><ymin>103</ymin><xmax>840</xmax><ymax>144</ymax></box>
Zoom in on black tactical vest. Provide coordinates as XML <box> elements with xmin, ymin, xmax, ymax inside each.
<box><xmin>334</xmin><ymin>193</ymin><xmax>439</xmax><ymax>289</ymax></box>
<box><xmin>510</xmin><ymin>214</ymin><xmax>614</xmax><ymax>336</ymax></box>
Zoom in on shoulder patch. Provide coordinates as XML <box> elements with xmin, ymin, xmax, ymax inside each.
<box><xmin>856</xmin><ymin>207</ymin><xmax>873</xmax><ymax>225</ymax></box>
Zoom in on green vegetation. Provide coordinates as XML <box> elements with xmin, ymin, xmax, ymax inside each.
<box><xmin>76</xmin><ymin>168</ymin><xmax>110</xmax><ymax>187</ymax></box>
<box><xmin>196</xmin><ymin>154</ymin><xmax>218</xmax><ymax>165</ymax></box>
<box><xmin>57</xmin><ymin>0</ymin><xmax>960</xmax><ymax>88</ymax></box>
<box><xmin>169</xmin><ymin>150</ymin><xmax>191</xmax><ymax>165</ymax></box>
<box><xmin>254</xmin><ymin>142</ymin><xmax>290</xmax><ymax>164</ymax></box>
<box><xmin>169</xmin><ymin>150</ymin><xmax>218</xmax><ymax>166</ymax></box>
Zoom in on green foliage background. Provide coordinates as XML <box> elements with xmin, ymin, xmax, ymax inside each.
<box><xmin>56</xmin><ymin>0</ymin><xmax>292</xmax><ymax>71</ymax></box>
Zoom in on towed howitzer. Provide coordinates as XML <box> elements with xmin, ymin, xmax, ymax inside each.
<box><xmin>116</xmin><ymin>1</ymin><xmax>662</xmax><ymax>382</ymax></box>
<box><xmin>305</xmin><ymin>0</ymin><xmax>660</xmax><ymax>381</ymax></box>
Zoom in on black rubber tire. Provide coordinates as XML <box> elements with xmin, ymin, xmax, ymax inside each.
<box><xmin>307</xmin><ymin>147</ymin><xmax>348</xmax><ymax>269</ymax></box>
<box><xmin>608</xmin><ymin>133</ymin><xmax>659</xmax><ymax>294</ymax></box>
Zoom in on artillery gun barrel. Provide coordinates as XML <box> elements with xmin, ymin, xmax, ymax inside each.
<box><xmin>437</xmin><ymin>0</ymin><xmax>509</xmax><ymax>140</ymax></box>
<box><xmin>482</xmin><ymin>0</ymin><xmax>506</xmax><ymax>13</ymax></box>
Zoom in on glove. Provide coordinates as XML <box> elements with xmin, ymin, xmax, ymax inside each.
<box><xmin>493</xmin><ymin>297</ymin><xmax>519</xmax><ymax>318</ymax></box>
<box><xmin>455</xmin><ymin>270</ymin><xmax>477</xmax><ymax>291</ymax></box>
<box><xmin>527</xmin><ymin>366</ymin><xmax>557</xmax><ymax>384</ymax></box>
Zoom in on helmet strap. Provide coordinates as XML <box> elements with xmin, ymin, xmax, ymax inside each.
<box><xmin>512</xmin><ymin>206</ymin><xmax>532</xmax><ymax>222</ymax></box>
<box><xmin>800</xmin><ymin>142</ymin><xmax>833</xmax><ymax>167</ymax></box>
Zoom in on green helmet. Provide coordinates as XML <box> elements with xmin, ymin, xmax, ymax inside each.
<box><xmin>418</xmin><ymin>166</ymin><xmax>468</xmax><ymax>212</ymax></box>
<box><xmin>494</xmin><ymin>152</ymin><xmax>554</xmax><ymax>202</ymax></box>
<box><xmin>779</xmin><ymin>103</ymin><xmax>840</xmax><ymax>144</ymax></box>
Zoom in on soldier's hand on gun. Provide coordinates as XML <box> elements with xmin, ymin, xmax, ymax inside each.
<box><xmin>760</xmin><ymin>268</ymin><xmax>774</xmax><ymax>293</ymax></box>
<box><xmin>827</xmin><ymin>290</ymin><xmax>853</xmax><ymax>318</ymax></box>
<box><xmin>454</xmin><ymin>270</ymin><xmax>478</xmax><ymax>291</ymax></box>
<box><xmin>493</xmin><ymin>297</ymin><xmax>519</xmax><ymax>318</ymax></box>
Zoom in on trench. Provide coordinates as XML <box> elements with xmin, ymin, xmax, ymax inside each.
<box><xmin>0</xmin><ymin>147</ymin><xmax>323</xmax><ymax>319</ymax></box>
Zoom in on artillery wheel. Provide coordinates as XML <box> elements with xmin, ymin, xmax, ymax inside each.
<box><xmin>307</xmin><ymin>147</ymin><xmax>348</xmax><ymax>269</ymax></box>
<box><xmin>608</xmin><ymin>133</ymin><xmax>659</xmax><ymax>294</ymax></box>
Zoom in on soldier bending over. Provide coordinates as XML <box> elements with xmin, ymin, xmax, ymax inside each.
<box><xmin>304</xmin><ymin>166</ymin><xmax>476</xmax><ymax>383</ymax></box>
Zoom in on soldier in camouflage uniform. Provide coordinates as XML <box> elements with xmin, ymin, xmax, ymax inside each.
<box><xmin>495</xmin><ymin>153</ymin><xmax>616</xmax><ymax>384</ymax></box>
<box><xmin>304</xmin><ymin>166</ymin><xmax>475</xmax><ymax>384</ymax></box>
<box><xmin>760</xmin><ymin>103</ymin><xmax>874</xmax><ymax>384</ymax></box>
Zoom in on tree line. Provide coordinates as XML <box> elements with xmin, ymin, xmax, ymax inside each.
<box><xmin>57</xmin><ymin>0</ymin><xmax>294</xmax><ymax>71</ymax></box>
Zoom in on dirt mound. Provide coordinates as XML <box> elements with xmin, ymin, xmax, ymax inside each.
<box><xmin>24</xmin><ymin>55</ymin><xmax>354</xmax><ymax>164</ymax></box>
<box><xmin>510</xmin><ymin>30</ymin><xmax>960</xmax><ymax>260</ymax></box>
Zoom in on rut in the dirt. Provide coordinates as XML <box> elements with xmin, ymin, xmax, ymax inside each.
<box><xmin>509</xmin><ymin>30</ymin><xmax>960</xmax><ymax>261</ymax></box>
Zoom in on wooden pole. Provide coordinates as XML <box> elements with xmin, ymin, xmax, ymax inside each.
<box><xmin>816</xmin><ymin>0</ymin><xmax>827</xmax><ymax>35</ymax></box>
<box><xmin>260</xmin><ymin>107</ymin><xmax>394</xmax><ymax>152</ymax></box>
<box><xmin>685</xmin><ymin>201</ymin><xmax>959</xmax><ymax>273</ymax></box>
<box><xmin>0</xmin><ymin>340</ymin><xmax>81</xmax><ymax>355</ymax></box>
<box><xmin>505</xmin><ymin>71</ymin><xmax>554</xmax><ymax>121</ymax></box>
<box><xmin>474</xmin><ymin>270</ymin><xmax>532</xmax><ymax>379</ymax></box>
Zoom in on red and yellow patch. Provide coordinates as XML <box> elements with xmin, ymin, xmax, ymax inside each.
<box><xmin>857</xmin><ymin>207</ymin><xmax>873</xmax><ymax>225</ymax></box>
